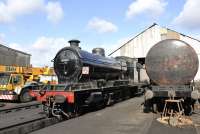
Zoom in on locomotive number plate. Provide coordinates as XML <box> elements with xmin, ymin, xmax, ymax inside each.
<box><xmin>82</xmin><ymin>67</ymin><xmax>89</xmax><ymax>74</ymax></box>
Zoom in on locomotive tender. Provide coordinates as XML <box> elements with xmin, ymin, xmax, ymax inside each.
<box><xmin>30</xmin><ymin>40</ymin><xmax>143</xmax><ymax>118</ymax></box>
<box><xmin>144</xmin><ymin>39</ymin><xmax>200</xmax><ymax>114</ymax></box>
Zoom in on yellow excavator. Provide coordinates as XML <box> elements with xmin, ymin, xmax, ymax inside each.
<box><xmin>0</xmin><ymin>65</ymin><xmax>57</xmax><ymax>102</ymax></box>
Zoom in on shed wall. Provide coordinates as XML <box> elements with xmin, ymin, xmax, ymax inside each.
<box><xmin>120</xmin><ymin>25</ymin><xmax>161</xmax><ymax>58</ymax></box>
<box><xmin>119</xmin><ymin>24</ymin><xmax>200</xmax><ymax>81</ymax></box>
<box><xmin>0</xmin><ymin>44</ymin><xmax>30</xmax><ymax>66</ymax></box>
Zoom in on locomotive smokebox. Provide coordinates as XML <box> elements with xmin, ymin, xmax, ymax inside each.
<box><xmin>145</xmin><ymin>39</ymin><xmax>199</xmax><ymax>85</ymax></box>
<box><xmin>92</xmin><ymin>48</ymin><xmax>105</xmax><ymax>57</ymax></box>
<box><xmin>68</xmin><ymin>39</ymin><xmax>80</xmax><ymax>48</ymax></box>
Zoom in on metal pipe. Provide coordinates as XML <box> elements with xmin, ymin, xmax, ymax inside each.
<box><xmin>51</xmin><ymin>102</ymin><xmax>61</xmax><ymax>119</ymax></box>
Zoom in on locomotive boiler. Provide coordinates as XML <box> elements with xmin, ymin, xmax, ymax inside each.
<box><xmin>144</xmin><ymin>39</ymin><xmax>200</xmax><ymax>114</ymax></box>
<box><xmin>54</xmin><ymin>40</ymin><xmax>127</xmax><ymax>83</ymax></box>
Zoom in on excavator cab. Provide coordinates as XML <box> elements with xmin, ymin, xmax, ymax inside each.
<box><xmin>0</xmin><ymin>66</ymin><xmax>57</xmax><ymax>102</ymax></box>
<box><xmin>9</xmin><ymin>74</ymin><xmax>24</xmax><ymax>94</ymax></box>
<box><xmin>0</xmin><ymin>73</ymin><xmax>23</xmax><ymax>101</ymax></box>
<box><xmin>0</xmin><ymin>73</ymin><xmax>33</xmax><ymax>102</ymax></box>
<box><xmin>0</xmin><ymin>73</ymin><xmax>10</xmax><ymax>87</ymax></box>
<box><xmin>0</xmin><ymin>73</ymin><xmax>24</xmax><ymax>90</ymax></box>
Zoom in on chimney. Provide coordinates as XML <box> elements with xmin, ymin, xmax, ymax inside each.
<box><xmin>68</xmin><ymin>39</ymin><xmax>80</xmax><ymax>48</ymax></box>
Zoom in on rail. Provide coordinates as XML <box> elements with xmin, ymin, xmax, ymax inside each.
<box><xmin>0</xmin><ymin>102</ymin><xmax>41</xmax><ymax>114</ymax></box>
<box><xmin>0</xmin><ymin>116</ymin><xmax>60</xmax><ymax>134</ymax></box>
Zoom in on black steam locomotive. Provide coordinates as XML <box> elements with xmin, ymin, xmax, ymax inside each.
<box><xmin>143</xmin><ymin>39</ymin><xmax>200</xmax><ymax>114</ymax></box>
<box><xmin>31</xmin><ymin>40</ymin><xmax>144</xmax><ymax>118</ymax></box>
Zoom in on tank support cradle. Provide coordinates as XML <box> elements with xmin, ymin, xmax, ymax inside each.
<box><xmin>157</xmin><ymin>99</ymin><xmax>193</xmax><ymax>127</ymax></box>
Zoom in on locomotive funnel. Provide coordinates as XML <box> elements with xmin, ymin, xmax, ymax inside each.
<box><xmin>68</xmin><ymin>39</ymin><xmax>80</xmax><ymax>48</ymax></box>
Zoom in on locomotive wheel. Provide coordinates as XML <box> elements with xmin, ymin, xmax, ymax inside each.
<box><xmin>20</xmin><ymin>89</ymin><xmax>33</xmax><ymax>103</ymax></box>
<box><xmin>106</xmin><ymin>93</ymin><xmax>114</xmax><ymax>106</ymax></box>
<box><xmin>153</xmin><ymin>104</ymin><xmax>158</xmax><ymax>113</ymax></box>
<box><xmin>74</xmin><ymin>105</ymin><xmax>81</xmax><ymax>117</ymax></box>
<box><xmin>143</xmin><ymin>100</ymin><xmax>151</xmax><ymax>113</ymax></box>
<box><xmin>183</xmin><ymin>98</ymin><xmax>193</xmax><ymax>115</ymax></box>
<box><xmin>184</xmin><ymin>104</ymin><xmax>192</xmax><ymax>115</ymax></box>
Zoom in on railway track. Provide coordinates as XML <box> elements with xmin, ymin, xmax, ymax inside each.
<box><xmin>0</xmin><ymin>103</ymin><xmax>5</xmax><ymax>107</ymax></box>
<box><xmin>0</xmin><ymin>97</ymin><xmax>134</xmax><ymax>134</ymax></box>
<box><xmin>0</xmin><ymin>115</ymin><xmax>60</xmax><ymax>134</ymax></box>
<box><xmin>0</xmin><ymin>94</ymin><xmax>144</xmax><ymax>134</ymax></box>
<box><xmin>0</xmin><ymin>102</ymin><xmax>41</xmax><ymax>114</ymax></box>
<box><xmin>0</xmin><ymin>104</ymin><xmax>61</xmax><ymax>134</ymax></box>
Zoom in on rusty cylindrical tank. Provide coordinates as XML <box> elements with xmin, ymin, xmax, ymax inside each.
<box><xmin>145</xmin><ymin>39</ymin><xmax>199</xmax><ymax>85</ymax></box>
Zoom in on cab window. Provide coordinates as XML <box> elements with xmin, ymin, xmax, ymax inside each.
<box><xmin>12</xmin><ymin>75</ymin><xmax>22</xmax><ymax>85</ymax></box>
<box><xmin>0</xmin><ymin>74</ymin><xmax>10</xmax><ymax>85</ymax></box>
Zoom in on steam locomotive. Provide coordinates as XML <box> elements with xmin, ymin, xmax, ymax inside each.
<box><xmin>143</xmin><ymin>39</ymin><xmax>200</xmax><ymax>114</ymax></box>
<box><xmin>30</xmin><ymin>40</ymin><xmax>144</xmax><ymax>118</ymax></box>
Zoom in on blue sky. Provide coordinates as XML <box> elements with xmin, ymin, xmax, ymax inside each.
<box><xmin>0</xmin><ymin>0</ymin><xmax>199</xmax><ymax>66</ymax></box>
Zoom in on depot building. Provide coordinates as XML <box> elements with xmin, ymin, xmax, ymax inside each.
<box><xmin>109</xmin><ymin>23</ymin><xmax>200</xmax><ymax>81</ymax></box>
<box><xmin>0</xmin><ymin>44</ymin><xmax>30</xmax><ymax>67</ymax></box>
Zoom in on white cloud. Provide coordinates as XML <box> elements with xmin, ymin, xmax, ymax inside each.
<box><xmin>173</xmin><ymin>0</ymin><xmax>200</xmax><ymax>29</ymax></box>
<box><xmin>87</xmin><ymin>17</ymin><xmax>118</xmax><ymax>33</ymax></box>
<box><xmin>45</xmin><ymin>1</ymin><xmax>64</xmax><ymax>24</ymax></box>
<box><xmin>9</xmin><ymin>37</ymin><xmax>69</xmax><ymax>67</ymax></box>
<box><xmin>0</xmin><ymin>0</ymin><xmax>64</xmax><ymax>24</ymax></box>
<box><xmin>126</xmin><ymin>0</ymin><xmax>167</xmax><ymax>19</ymax></box>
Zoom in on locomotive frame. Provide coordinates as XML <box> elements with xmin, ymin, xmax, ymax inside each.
<box><xmin>31</xmin><ymin>80</ymin><xmax>143</xmax><ymax>118</ymax></box>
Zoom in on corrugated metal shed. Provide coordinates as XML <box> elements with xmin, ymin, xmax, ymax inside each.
<box><xmin>110</xmin><ymin>23</ymin><xmax>200</xmax><ymax>80</ymax></box>
<box><xmin>0</xmin><ymin>44</ymin><xmax>31</xmax><ymax>67</ymax></box>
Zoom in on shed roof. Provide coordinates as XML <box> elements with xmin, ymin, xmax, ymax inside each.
<box><xmin>0</xmin><ymin>44</ymin><xmax>31</xmax><ymax>56</ymax></box>
<box><xmin>109</xmin><ymin>23</ymin><xmax>200</xmax><ymax>56</ymax></box>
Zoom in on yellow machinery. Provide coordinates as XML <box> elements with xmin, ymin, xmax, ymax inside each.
<box><xmin>0</xmin><ymin>65</ymin><xmax>57</xmax><ymax>102</ymax></box>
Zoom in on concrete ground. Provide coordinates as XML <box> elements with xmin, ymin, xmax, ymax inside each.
<box><xmin>31</xmin><ymin>96</ymin><xmax>200</xmax><ymax>134</ymax></box>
